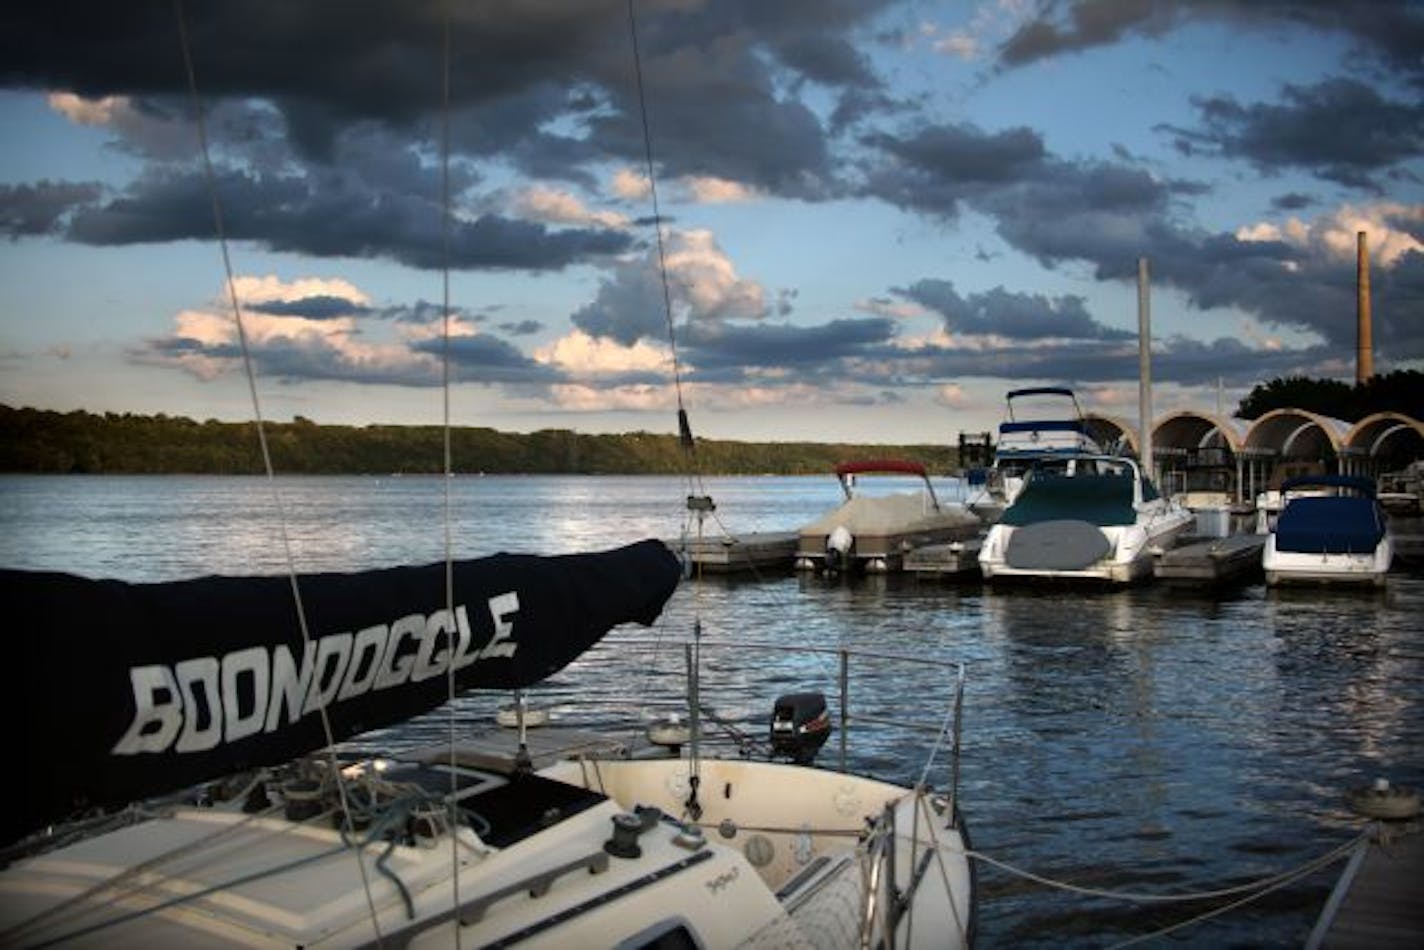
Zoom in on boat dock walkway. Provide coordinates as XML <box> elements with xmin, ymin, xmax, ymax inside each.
<box><xmin>904</xmin><ymin>537</ymin><xmax>984</xmax><ymax>578</ymax></box>
<box><xmin>1308</xmin><ymin>825</ymin><xmax>1424</xmax><ymax>949</ymax></box>
<box><xmin>676</xmin><ymin>530</ymin><xmax>799</xmax><ymax>575</ymax></box>
<box><xmin>1155</xmin><ymin>534</ymin><xmax>1265</xmax><ymax>583</ymax></box>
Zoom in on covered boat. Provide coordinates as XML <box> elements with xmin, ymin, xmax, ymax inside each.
<box><xmin>795</xmin><ymin>459</ymin><xmax>981</xmax><ymax>574</ymax></box>
<box><xmin>978</xmin><ymin>454</ymin><xmax>1193</xmax><ymax>584</ymax></box>
<box><xmin>1262</xmin><ymin>475</ymin><xmax>1393</xmax><ymax>586</ymax></box>
<box><xmin>963</xmin><ymin>388</ymin><xmax>1103</xmax><ymax>524</ymax></box>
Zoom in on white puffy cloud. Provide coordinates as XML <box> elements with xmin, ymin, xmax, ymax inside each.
<box><xmin>1236</xmin><ymin>202</ymin><xmax>1424</xmax><ymax>267</ymax></box>
<box><xmin>514</xmin><ymin>185</ymin><xmax>629</xmax><ymax>229</ymax></box>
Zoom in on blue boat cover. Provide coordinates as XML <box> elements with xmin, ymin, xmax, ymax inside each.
<box><xmin>1280</xmin><ymin>474</ymin><xmax>1377</xmax><ymax>497</ymax></box>
<box><xmin>1274</xmin><ymin>497</ymin><xmax>1386</xmax><ymax>554</ymax></box>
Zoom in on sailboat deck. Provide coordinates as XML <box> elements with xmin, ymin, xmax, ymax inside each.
<box><xmin>411</xmin><ymin>726</ymin><xmax>651</xmax><ymax>773</ymax></box>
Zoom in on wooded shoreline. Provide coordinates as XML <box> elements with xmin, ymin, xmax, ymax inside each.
<box><xmin>0</xmin><ymin>405</ymin><xmax>954</xmax><ymax>476</ymax></box>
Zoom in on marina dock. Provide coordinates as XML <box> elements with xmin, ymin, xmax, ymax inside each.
<box><xmin>904</xmin><ymin>537</ymin><xmax>984</xmax><ymax>578</ymax></box>
<box><xmin>1155</xmin><ymin>533</ymin><xmax>1266</xmax><ymax>583</ymax></box>
<box><xmin>1309</xmin><ymin>827</ymin><xmax>1424</xmax><ymax>949</ymax></box>
<box><xmin>677</xmin><ymin>530</ymin><xmax>798</xmax><ymax>574</ymax></box>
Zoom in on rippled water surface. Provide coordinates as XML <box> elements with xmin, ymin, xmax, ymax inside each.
<box><xmin>3</xmin><ymin>474</ymin><xmax>1421</xmax><ymax>947</ymax></box>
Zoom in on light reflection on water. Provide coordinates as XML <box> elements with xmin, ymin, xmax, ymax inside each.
<box><xmin>2</xmin><ymin>474</ymin><xmax>1420</xmax><ymax>948</ymax></box>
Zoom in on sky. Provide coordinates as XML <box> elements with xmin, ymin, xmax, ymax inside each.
<box><xmin>1</xmin><ymin>0</ymin><xmax>1421</xmax><ymax>445</ymax></box>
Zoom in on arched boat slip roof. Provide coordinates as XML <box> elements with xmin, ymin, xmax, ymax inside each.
<box><xmin>1073</xmin><ymin>409</ymin><xmax>1422</xmax><ymax>460</ymax></box>
<box><xmin>1153</xmin><ymin>411</ymin><xmax>1250</xmax><ymax>453</ymax></box>
<box><xmin>1083</xmin><ymin>413</ymin><xmax>1139</xmax><ymax>456</ymax></box>
<box><xmin>1345</xmin><ymin>412</ymin><xmax>1424</xmax><ymax>456</ymax></box>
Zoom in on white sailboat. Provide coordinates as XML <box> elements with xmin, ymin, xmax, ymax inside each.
<box><xmin>0</xmin><ymin>5</ymin><xmax>977</xmax><ymax>947</ymax></box>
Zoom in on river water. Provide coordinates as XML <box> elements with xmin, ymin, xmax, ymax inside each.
<box><xmin>3</xmin><ymin>473</ymin><xmax>1421</xmax><ymax>948</ymax></box>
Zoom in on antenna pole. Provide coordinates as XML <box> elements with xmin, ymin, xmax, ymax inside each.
<box><xmin>1137</xmin><ymin>258</ymin><xmax>1154</xmax><ymax>483</ymax></box>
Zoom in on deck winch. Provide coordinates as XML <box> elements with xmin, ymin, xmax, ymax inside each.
<box><xmin>770</xmin><ymin>692</ymin><xmax>831</xmax><ymax>764</ymax></box>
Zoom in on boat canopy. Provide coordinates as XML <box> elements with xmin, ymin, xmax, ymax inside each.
<box><xmin>835</xmin><ymin>458</ymin><xmax>928</xmax><ymax>478</ymax></box>
<box><xmin>1001</xmin><ymin>471</ymin><xmax>1138</xmax><ymax>527</ymax></box>
<box><xmin>999</xmin><ymin>419</ymin><xmax>1089</xmax><ymax>434</ymax></box>
<box><xmin>1275</xmin><ymin>496</ymin><xmax>1387</xmax><ymax>554</ymax></box>
<box><xmin>1006</xmin><ymin>386</ymin><xmax>1076</xmax><ymax>400</ymax></box>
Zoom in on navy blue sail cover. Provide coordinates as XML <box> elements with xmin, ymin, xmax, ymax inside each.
<box><xmin>1</xmin><ymin>539</ymin><xmax>681</xmax><ymax>845</ymax></box>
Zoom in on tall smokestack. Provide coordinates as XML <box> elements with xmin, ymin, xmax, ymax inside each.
<box><xmin>1357</xmin><ymin>230</ymin><xmax>1373</xmax><ymax>384</ymax></box>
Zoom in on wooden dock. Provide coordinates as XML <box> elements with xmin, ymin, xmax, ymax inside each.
<box><xmin>677</xmin><ymin>530</ymin><xmax>798</xmax><ymax>575</ymax></box>
<box><xmin>1308</xmin><ymin>827</ymin><xmax>1424</xmax><ymax>949</ymax></box>
<box><xmin>903</xmin><ymin>537</ymin><xmax>984</xmax><ymax>579</ymax></box>
<box><xmin>1154</xmin><ymin>534</ymin><xmax>1265</xmax><ymax>583</ymax></box>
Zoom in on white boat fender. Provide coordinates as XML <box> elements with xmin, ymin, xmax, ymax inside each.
<box><xmin>1349</xmin><ymin>778</ymin><xmax>1421</xmax><ymax>821</ymax></box>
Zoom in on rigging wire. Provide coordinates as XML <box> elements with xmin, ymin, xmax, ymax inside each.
<box><xmin>624</xmin><ymin>0</ymin><xmax>708</xmax><ymax>822</ymax></box>
<box><xmin>172</xmin><ymin>0</ymin><xmax>385</xmax><ymax>940</ymax></box>
<box><xmin>438</xmin><ymin>3</ymin><xmax>465</xmax><ymax>946</ymax></box>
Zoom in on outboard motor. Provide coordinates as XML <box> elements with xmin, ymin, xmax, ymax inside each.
<box><xmin>825</xmin><ymin>525</ymin><xmax>853</xmax><ymax>574</ymax></box>
<box><xmin>770</xmin><ymin>692</ymin><xmax>831</xmax><ymax>765</ymax></box>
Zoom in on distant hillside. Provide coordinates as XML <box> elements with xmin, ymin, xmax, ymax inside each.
<box><xmin>0</xmin><ymin>405</ymin><xmax>957</xmax><ymax>476</ymax></box>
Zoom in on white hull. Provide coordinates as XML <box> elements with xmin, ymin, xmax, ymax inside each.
<box><xmin>0</xmin><ymin>751</ymin><xmax>973</xmax><ymax>949</ymax></box>
<box><xmin>978</xmin><ymin>453</ymin><xmax>1193</xmax><ymax>585</ymax></box>
<box><xmin>979</xmin><ymin>508</ymin><xmax>1193</xmax><ymax>584</ymax></box>
<box><xmin>1263</xmin><ymin>536</ymin><xmax>1392</xmax><ymax>587</ymax></box>
<box><xmin>1261</xmin><ymin>475</ymin><xmax>1394</xmax><ymax>587</ymax></box>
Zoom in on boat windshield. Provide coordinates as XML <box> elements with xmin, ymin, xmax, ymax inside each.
<box><xmin>1002</xmin><ymin>469</ymin><xmax>1138</xmax><ymax>526</ymax></box>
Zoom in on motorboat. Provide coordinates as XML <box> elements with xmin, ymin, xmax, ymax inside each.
<box><xmin>963</xmin><ymin>388</ymin><xmax>1103</xmax><ymax>524</ymax></box>
<box><xmin>795</xmin><ymin>459</ymin><xmax>981</xmax><ymax>573</ymax></box>
<box><xmin>0</xmin><ymin>550</ymin><xmax>977</xmax><ymax>948</ymax></box>
<box><xmin>1262</xmin><ymin>475</ymin><xmax>1393</xmax><ymax>586</ymax></box>
<box><xmin>978</xmin><ymin>453</ymin><xmax>1193</xmax><ymax>584</ymax></box>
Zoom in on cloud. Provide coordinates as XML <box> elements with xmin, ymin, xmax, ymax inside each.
<box><xmin>534</xmin><ymin>329</ymin><xmax>670</xmax><ymax>387</ymax></box>
<box><xmin>513</xmin><ymin>185</ymin><xmax>630</xmax><ymax>229</ymax></box>
<box><xmin>896</xmin><ymin>280</ymin><xmax>1135</xmax><ymax>341</ymax></box>
<box><xmin>571</xmin><ymin>228</ymin><xmax>769</xmax><ymax>345</ymax></box>
<box><xmin>0</xmin><ymin>181</ymin><xmax>102</xmax><ymax>236</ymax></box>
<box><xmin>861</xmin><ymin>117</ymin><xmax>1424</xmax><ymax>363</ymax></box>
<box><xmin>136</xmin><ymin>274</ymin><xmax>555</xmax><ymax>387</ymax></box>
<box><xmin>996</xmin><ymin>1</ymin><xmax>1424</xmax><ymax>87</ymax></box>
<box><xmin>1159</xmin><ymin>78</ymin><xmax>1424</xmax><ymax>191</ymax></box>
<box><xmin>62</xmin><ymin>165</ymin><xmax>631</xmax><ymax>271</ymax></box>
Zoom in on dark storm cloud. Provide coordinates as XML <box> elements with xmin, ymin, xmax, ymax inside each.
<box><xmin>880</xmin><ymin>332</ymin><xmax>1337</xmax><ymax>390</ymax></box>
<box><xmin>1160</xmin><ymin>79</ymin><xmax>1424</xmax><ymax>191</ymax></box>
<box><xmin>247</xmin><ymin>295</ymin><xmax>370</xmax><ymax>320</ymax></box>
<box><xmin>64</xmin><ymin>166</ymin><xmax>630</xmax><ymax>270</ymax></box>
<box><xmin>861</xmin><ymin>119</ymin><xmax>1423</xmax><ymax>363</ymax></box>
<box><xmin>679</xmin><ymin>317</ymin><xmax>897</xmax><ymax>382</ymax></box>
<box><xmin>499</xmin><ymin>320</ymin><xmax>543</xmax><ymax>336</ymax></box>
<box><xmin>998</xmin><ymin>1</ymin><xmax>1424</xmax><ymax>86</ymax></box>
<box><xmin>570</xmin><ymin>260</ymin><xmax>667</xmax><ymax>347</ymax></box>
<box><xmin>0</xmin><ymin>1</ymin><xmax>906</xmax><ymax>268</ymax></box>
<box><xmin>412</xmin><ymin>334</ymin><xmax>563</xmax><ymax>385</ymax></box>
<box><xmin>0</xmin><ymin>181</ymin><xmax>102</xmax><ymax>236</ymax></box>
<box><xmin>897</xmin><ymin>280</ymin><xmax>1135</xmax><ymax>341</ymax></box>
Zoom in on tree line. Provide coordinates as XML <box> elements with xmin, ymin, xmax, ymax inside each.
<box><xmin>0</xmin><ymin>405</ymin><xmax>956</xmax><ymax>476</ymax></box>
<box><xmin>1236</xmin><ymin>370</ymin><xmax>1422</xmax><ymax>421</ymax></box>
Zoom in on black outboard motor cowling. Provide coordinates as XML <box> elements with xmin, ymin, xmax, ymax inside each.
<box><xmin>770</xmin><ymin>691</ymin><xmax>831</xmax><ymax>764</ymax></box>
